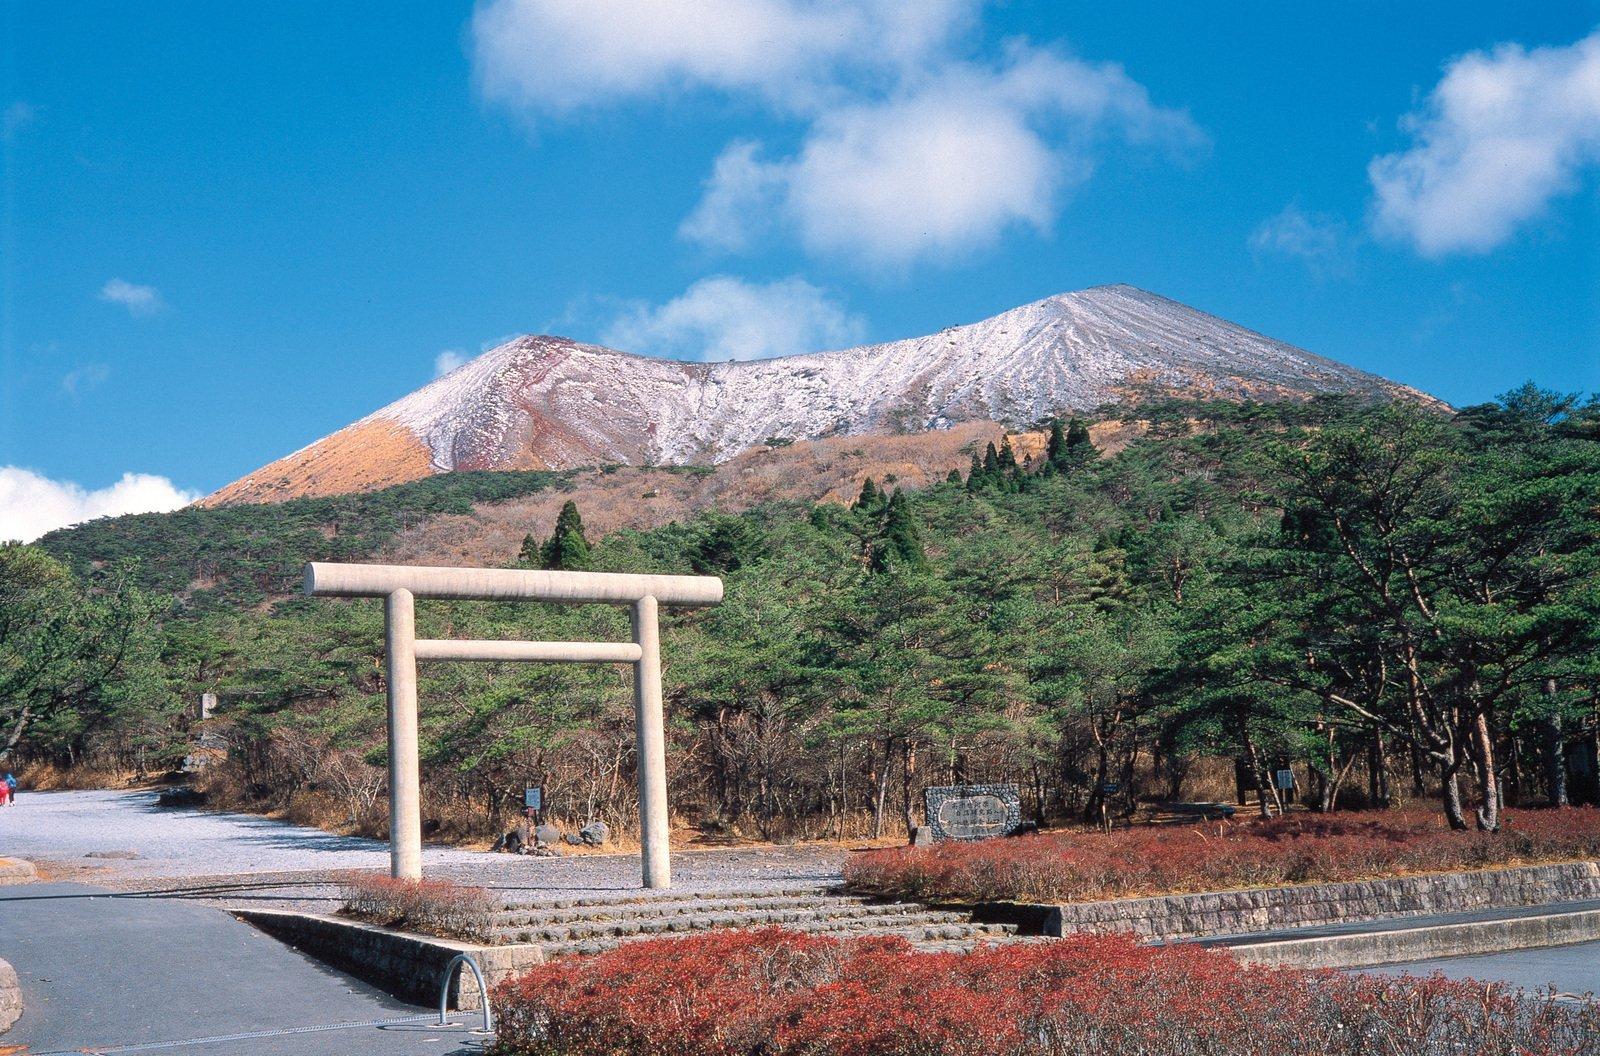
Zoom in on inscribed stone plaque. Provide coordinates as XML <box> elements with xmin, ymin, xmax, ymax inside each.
<box><xmin>923</xmin><ymin>784</ymin><xmax>1022</xmax><ymax>841</ymax></box>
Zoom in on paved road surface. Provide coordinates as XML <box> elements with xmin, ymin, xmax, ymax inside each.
<box><xmin>0</xmin><ymin>789</ymin><xmax>490</xmax><ymax>879</ymax></box>
<box><xmin>0</xmin><ymin>882</ymin><xmax>487</xmax><ymax>1055</ymax></box>
<box><xmin>1</xmin><ymin>789</ymin><xmax>844</xmax><ymax>900</ymax></box>
<box><xmin>1362</xmin><ymin>940</ymin><xmax>1600</xmax><ymax>999</ymax></box>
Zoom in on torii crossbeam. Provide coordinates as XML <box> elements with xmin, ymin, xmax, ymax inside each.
<box><xmin>304</xmin><ymin>562</ymin><xmax>723</xmax><ymax>888</ymax></box>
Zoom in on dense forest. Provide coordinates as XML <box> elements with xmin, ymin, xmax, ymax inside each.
<box><xmin>7</xmin><ymin>386</ymin><xmax>1599</xmax><ymax>842</ymax></box>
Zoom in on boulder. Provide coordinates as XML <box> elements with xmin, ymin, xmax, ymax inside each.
<box><xmin>578</xmin><ymin>821</ymin><xmax>610</xmax><ymax>847</ymax></box>
<box><xmin>909</xmin><ymin>826</ymin><xmax>934</xmax><ymax>847</ymax></box>
<box><xmin>534</xmin><ymin>823</ymin><xmax>562</xmax><ymax>847</ymax></box>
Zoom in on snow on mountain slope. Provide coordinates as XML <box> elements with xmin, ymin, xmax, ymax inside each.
<box><xmin>203</xmin><ymin>285</ymin><xmax>1437</xmax><ymax>505</ymax></box>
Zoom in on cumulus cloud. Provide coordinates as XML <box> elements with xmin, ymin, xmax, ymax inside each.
<box><xmin>472</xmin><ymin>1</ymin><xmax>1197</xmax><ymax>269</ymax></box>
<box><xmin>683</xmin><ymin>46</ymin><xmax>1200</xmax><ymax>268</ymax></box>
<box><xmin>434</xmin><ymin>349</ymin><xmax>468</xmax><ymax>376</ymax></box>
<box><xmin>601</xmin><ymin>275</ymin><xmax>865</xmax><ymax>361</ymax></box>
<box><xmin>1250</xmin><ymin>205</ymin><xmax>1352</xmax><ymax>273</ymax></box>
<box><xmin>98</xmin><ymin>278</ymin><xmax>163</xmax><ymax>316</ymax></box>
<box><xmin>1369</xmin><ymin>28</ymin><xmax>1600</xmax><ymax>256</ymax></box>
<box><xmin>471</xmin><ymin>0</ymin><xmax>975</xmax><ymax>115</ymax></box>
<box><xmin>0</xmin><ymin>467</ymin><xmax>197</xmax><ymax>543</ymax></box>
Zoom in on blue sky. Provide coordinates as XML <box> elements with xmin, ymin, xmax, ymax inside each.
<box><xmin>3</xmin><ymin>2</ymin><xmax>1598</xmax><ymax>539</ymax></box>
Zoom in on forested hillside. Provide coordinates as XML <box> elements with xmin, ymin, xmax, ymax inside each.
<box><xmin>8</xmin><ymin>388</ymin><xmax>1598</xmax><ymax>842</ymax></box>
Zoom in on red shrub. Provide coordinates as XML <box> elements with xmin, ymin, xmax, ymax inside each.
<box><xmin>338</xmin><ymin>871</ymin><xmax>498</xmax><ymax>943</ymax></box>
<box><xmin>489</xmin><ymin>929</ymin><xmax>1600</xmax><ymax>1056</ymax></box>
<box><xmin>843</xmin><ymin>808</ymin><xmax>1600</xmax><ymax>905</ymax></box>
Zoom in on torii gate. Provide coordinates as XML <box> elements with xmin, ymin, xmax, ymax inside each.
<box><xmin>303</xmin><ymin>562</ymin><xmax>723</xmax><ymax>888</ymax></box>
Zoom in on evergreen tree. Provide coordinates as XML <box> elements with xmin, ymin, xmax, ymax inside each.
<box><xmin>982</xmin><ymin>442</ymin><xmax>1000</xmax><ymax>476</ymax></box>
<box><xmin>965</xmin><ymin>454</ymin><xmax>985</xmax><ymax>493</ymax></box>
<box><xmin>538</xmin><ymin>500</ymin><xmax>591</xmax><ymax>571</ymax></box>
<box><xmin>1043</xmin><ymin>419</ymin><xmax>1068</xmax><ymax>475</ymax></box>
<box><xmin>997</xmin><ymin>437</ymin><xmax>1022</xmax><ymax>491</ymax></box>
<box><xmin>855</xmin><ymin>477</ymin><xmax>883</xmax><ymax>510</ymax></box>
<box><xmin>871</xmin><ymin>488</ymin><xmax>926</xmax><ymax>572</ymax></box>
<box><xmin>945</xmin><ymin>468</ymin><xmax>963</xmax><ymax>484</ymax></box>
<box><xmin>1066</xmin><ymin>417</ymin><xmax>1093</xmax><ymax>455</ymax></box>
<box><xmin>517</xmin><ymin>533</ymin><xmax>540</xmax><ymax>567</ymax></box>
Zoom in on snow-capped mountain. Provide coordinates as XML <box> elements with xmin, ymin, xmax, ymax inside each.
<box><xmin>203</xmin><ymin>285</ymin><xmax>1436</xmax><ymax>505</ymax></box>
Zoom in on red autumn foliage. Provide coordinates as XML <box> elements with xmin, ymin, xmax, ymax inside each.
<box><xmin>489</xmin><ymin>928</ymin><xmax>1600</xmax><ymax>1056</ymax></box>
<box><xmin>337</xmin><ymin>871</ymin><xmax>498</xmax><ymax>943</ymax></box>
<box><xmin>843</xmin><ymin>808</ymin><xmax>1600</xmax><ymax>904</ymax></box>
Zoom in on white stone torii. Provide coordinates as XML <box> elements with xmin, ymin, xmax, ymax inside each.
<box><xmin>303</xmin><ymin>562</ymin><xmax>723</xmax><ymax>888</ymax></box>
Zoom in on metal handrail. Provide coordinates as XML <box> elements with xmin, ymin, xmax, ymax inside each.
<box><xmin>439</xmin><ymin>952</ymin><xmax>495</xmax><ymax>1034</ymax></box>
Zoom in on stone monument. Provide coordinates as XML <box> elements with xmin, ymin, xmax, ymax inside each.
<box><xmin>922</xmin><ymin>784</ymin><xmax>1023</xmax><ymax>841</ymax></box>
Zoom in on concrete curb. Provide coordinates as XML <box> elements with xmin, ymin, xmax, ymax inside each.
<box><xmin>236</xmin><ymin>909</ymin><xmax>542</xmax><ymax>1010</ymax></box>
<box><xmin>0</xmin><ymin>957</ymin><xmax>20</xmax><ymax>1033</ymax></box>
<box><xmin>1227</xmin><ymin>907</ymin><xmax>1600</xmax><ymax>969</ymax></box>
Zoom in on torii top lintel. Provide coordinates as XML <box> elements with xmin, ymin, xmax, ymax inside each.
<box><xmin>303</xmin><ymin>562</ymin><xmax>723</xmax><ymax>608</ymax></box>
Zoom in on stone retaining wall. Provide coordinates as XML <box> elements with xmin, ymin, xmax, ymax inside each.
<box><xmin>237</xmin><ymin>910</ymin><xmax>542</xmax><ymax>1010</ymax></box>
<box><xmin>1033</xmin><ymin>861</ymin><xmax>1600</xmax><ymax>941</ymax></box>
<box><xmin>0</xmin><ymin>957</ymin><xmax>20</xmax><ymax>1034</ymax></box>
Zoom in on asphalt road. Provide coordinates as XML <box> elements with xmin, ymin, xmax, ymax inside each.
<box><xmin>0</xmin><ymin>882</ymin><xmax>490</xmax><ymax>1055</ymax></box>
<box><xmin>1</xmin><ymin>789</ymin><xmax>844</xmax><ymax>901</ymax></box>
<box><xmin>1363</xmin><ymin>940</ymin><xmax>1600</xmax><ymax>999</ymax></box>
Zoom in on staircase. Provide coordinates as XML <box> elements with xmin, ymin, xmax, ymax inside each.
<box><xmin>492</xmin><ymin>885</ymin><xmax>1025</xmax><ymax>957</ymax></box>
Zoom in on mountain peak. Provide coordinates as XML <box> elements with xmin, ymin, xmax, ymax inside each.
<box><xmin>202</xmin><ymin>286</ymin><xmax>1437</xmax><ymax>506</ymax></box>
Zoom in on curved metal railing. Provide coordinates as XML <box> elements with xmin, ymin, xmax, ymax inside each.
<box><xmin>439</xmin><ymin>952</ymin><xmax>494</xmax><ymax>1034</ymax></box>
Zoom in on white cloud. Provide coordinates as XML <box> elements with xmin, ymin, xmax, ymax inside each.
<box><xmin>2</xmin><ymin>101</ymin><xmax>35</xmax><ymax>142</ymax></box>
<box><xmin>601</xmin><ymin>275</ymin><xmax>865</xmax><ymax>361</ymax></box>
<box><xmin>434</xmin><ymin>349</ymin><xmax>468</xmax><ymax>376</ymax></box>
<box><xmin>1369</xmin><ymin>28</ymin><xmax>1600</xmax><ymax>256</ymax></box>
<box><xmin>1250</xmin><ymin>205</ymin><xmax>1352</xmax><ymax>272</ymax></box>
<box><xmin>61</xmin><ymin>363</ymin><xmax>111</xmax><ymax>397</ymax></box>
<box><xmin>684</xmin><ymin>45</ymin><xmax>1200</xmax><ymax>268</ymax></box>
<box><xmin>0</xmin><ymin>467</ymin><xmax>197</xmax><ymax>543</ymax></box>
<box><xmin>470</xmin><ymin>0</ymin><xmax>975</xmax><ymax>115</ymax></box>
<box><xmin>98</xmin><ymin>278</ymin><xmax>163</xmax><ymax>316</ymax></box>
<box><xmin>473</xmin><ymin>2</ymin><xmax>1197</xmax><ymax>269</ymax></box>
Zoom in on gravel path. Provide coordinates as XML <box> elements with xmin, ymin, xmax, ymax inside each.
<box><xmin>1</xmin><ymin>790</ymin><xmax>845</xmax><ymax>904</ymax></box>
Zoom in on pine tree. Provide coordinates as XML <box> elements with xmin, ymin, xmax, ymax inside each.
<box><xmin>997</xmin><ymin>437</ymin><xmax>1021</xmax><ymax>491</ymax></box>
<box><xmin>539</xmin><ymin>500</ymin><xmax>591</xmax><ymax>570</ymax></box>
<box><xmin>965</xmin><ymin>454</ymin><xmax>985</xmax><ymax>493</ymax></box>
<box><xmin>945</xmin><ymin>468</ymin><xmax>962</xmax><ymax>484</ymax></box>
<box><xmin>855</xmin><ymin>477</ymin><xmax>882</xmax><ymax>510</ymax></box>
<box><xmin>872</xmin><ymin>488</ymin><xmax>926</xmax><ymax>572</ymax></box>
<box><xmin>1066</xmin><ymin>417</ymin><xmax>1093</xmax><ymax>454</ymax></box>
<box><xmin>982</xmin><ymin>442</ymin><xmax>1000</xmax><ymax>476</ymax></box>
<box><xmin>1044</xmin><ymin>418</ymin><xmax>1068</xmax><ymax>475</ymax></box>
<box><xmin>517</xmin><ymin>533</ymin><xmax>540</xmax><ymax>567</ymax></box>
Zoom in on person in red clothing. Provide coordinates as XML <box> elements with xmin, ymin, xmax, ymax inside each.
<box><xmin>0</xmin><ymin>782</ymin><xmax>10</xmax><ymax>807</ymax></box>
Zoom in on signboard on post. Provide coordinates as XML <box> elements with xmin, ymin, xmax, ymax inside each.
<box><xmin>1275</xmin><ymin>769</ymin><xmax>1295</xmax><ymax>791</ymax></box>
<box><xmin>524</xmin><ymin>787</ymin><xmax>542</xmax><ymax>812</ymax></box>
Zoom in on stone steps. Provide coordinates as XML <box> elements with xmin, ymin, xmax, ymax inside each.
<box><xmin>492</xmin><ymin>891</ymin><xmax>876</xmax><ymax>927</ymax></box>
<box><xmin>498</xmin><ymin>904</ymin><xmax>982</xmax><ymax>945</ymax></box>
<box><xmin>540</xmin><ymin>917</ymin><xmax>1020</xmax><ymax>958</ymax></box>
<box><xmin>496</xmin><ymin>885</ymin><xmax>837</xmax><ymax>913</ymax></box>
<box><xmin>489</xmin><ymin>884</ymin><xmax>1033</xmax><ymax>957</ymax></box>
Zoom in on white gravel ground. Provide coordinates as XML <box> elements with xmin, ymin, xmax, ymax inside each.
<box><xmin>1</xmin><ymin>789</ymin><xmax>844</xmax><ymax>899</ymax></box>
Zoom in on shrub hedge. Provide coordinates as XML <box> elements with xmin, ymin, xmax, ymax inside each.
<box><xmin>489</xmin><ymin>929</ymin><xmax>1600</xmax><ymax>1055</ymax></box>
<box><xmin>842</xmin><ymin>808</ymin><xmax>1600</xmax><ymax>905</ymax></box>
